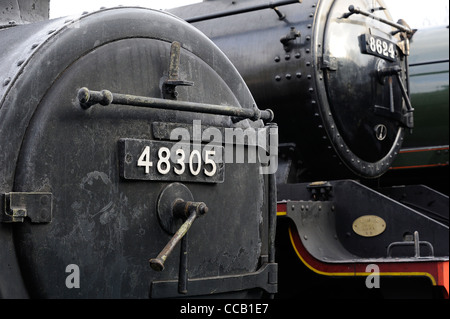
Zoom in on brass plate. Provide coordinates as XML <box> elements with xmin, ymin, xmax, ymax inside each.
<box><xmin>352</xmin><ymin>215</ymin><xmax>386</xmax><ymax>237</ymax></box>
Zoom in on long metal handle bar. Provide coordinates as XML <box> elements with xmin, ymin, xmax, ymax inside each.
<box><xmin>185</xmin><ymin>0</ymin><xmax>302</xmax><ymax>23</ymax></box>
<box><xmin>149</xmin><ymin>211</ymin><xmax>198</xmax><ymax>272</ymax></box>
<box><xmin>387</xmin><ymin>231</ymin><xmax>434</xmax><ymax>258</ymax></box>
<box><xmin>149</xmin><ymin>201</ymin><xmax>208</xmax><ymax>272</ymax></box>
<box><xmin>343</xmin><ymin>5</ymin><xmax>412</xmax><ymax>34</ymax></box>
<box><xmin>77</xmin><ymin>87</ymin><xmax>274</xmax><ymax>123</ymax></box>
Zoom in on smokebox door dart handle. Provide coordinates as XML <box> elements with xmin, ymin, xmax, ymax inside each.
<box><xmin>149</xmin><ymin>200</ymin><xmax>208</xmax><ymax>272</ymax></box>
<box><xmin>76</xmin><ymin>87</ymin><xmax>274</xmax><ymax>123</ymax></box>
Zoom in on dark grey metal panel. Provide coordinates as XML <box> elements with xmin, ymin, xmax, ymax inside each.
<box><xmin>0</xmin><ymin>7</ymin><xmax>272</xmax><ymax>298</ymax></box>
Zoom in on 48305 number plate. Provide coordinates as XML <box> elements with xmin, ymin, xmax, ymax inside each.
<box><xmin>362</xmin><ymin>34</ymin><xmax>397</xmax><ymax>62</ymax></box>
<box><xmin>119</xmin><ymin>138</ymin><xmax>224</xmax><ymax>183</ymax></box>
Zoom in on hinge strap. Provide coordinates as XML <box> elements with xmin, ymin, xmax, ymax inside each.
<box><xmin>2</xmin><ymin>192</ymin><xmax>52</xmax><ymax>223</ymax></box>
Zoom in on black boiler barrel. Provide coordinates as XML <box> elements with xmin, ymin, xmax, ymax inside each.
<box><xmin>171</xmin><ymin>0</ymin><xmax>412</xmax><ymax>179</ymax></box>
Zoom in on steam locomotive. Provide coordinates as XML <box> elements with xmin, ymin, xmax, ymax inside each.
<box><xmin>0</xmin><ymin>0</ymin><xmax>448</xmax><ymax>299</ymax></box>
<box><xmin>171</xmin><ymin>0</ymin><xmax>449</xmax><ymax>298</ymax></box>
<box><xmin>0</xmin><ymin>1</ymin><xmax>277</xmax><ymax>298</ymax></box>
<box><xmin>387</xmin><ymin>25</ymin><xmax>449</xmax><ymax>194</ymax></box>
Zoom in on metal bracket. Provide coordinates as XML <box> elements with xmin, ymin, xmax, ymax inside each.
<box><xmin>280</xmin><ymin>27</ymin><xmax>301</xmax><ymax>52</ymax></box>
<box><xmin>2</xmin><ymin>192</ymin><xmax>52</xmax><ymax>223</ymax></box>
<box><xmin>162</xmin><ymin>41</ymin><xmax>194</xmax><ymax>100</ymax></box>
<box><xmin>320</xmin><ymin>55</ymin><xmax>338</xmax><ymax>71</ymax></box>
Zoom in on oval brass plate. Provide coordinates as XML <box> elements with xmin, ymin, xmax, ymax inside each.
<box><xmin>352</xmin><ymin>215</ymin><xmax>386</xmax><ymax>237</ymax></box>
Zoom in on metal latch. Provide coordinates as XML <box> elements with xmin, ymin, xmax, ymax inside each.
<box><xmin>2</xmin><ymin>192</ymin><xmax>52</xmax><ymax>223</ymax></box>
<box><xmin>320</xmin><ymin>55</ymin><xmax>338</xmax><ymax>71</ymax></box>
<box><xmin>280</xmin><ymin>27</ymin><xmax>301</xmax><ymax>52</ymax></box>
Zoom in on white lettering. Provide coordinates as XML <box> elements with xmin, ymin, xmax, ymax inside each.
<box><xmin>365</xmin><ymin>264</ymin><xmax>380</xmax><ymax>289</ymax></box>
<box><xmin>65</xmin><ymin>264</ymin><xmax>80</xmax><ymax>289</ymax></box>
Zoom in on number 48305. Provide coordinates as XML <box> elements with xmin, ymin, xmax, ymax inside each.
<box><xmin>137</xmin><ymin>146</ymin><xmax>218</xmax><ymax>177</ymax></box>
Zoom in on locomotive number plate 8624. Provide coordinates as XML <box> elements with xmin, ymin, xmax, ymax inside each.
<box><xmin>362</xmin><ymin>34</ymin><xmax>397</xmax><ymax>62</ymax></box>
<box><xmin>119</xmin><ymin>138</ymin><xmax>224</xmax><ymax>183</ymax></box>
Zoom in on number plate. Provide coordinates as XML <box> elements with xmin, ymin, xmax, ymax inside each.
<box><xmin>119</xmin><ymin>138</ymin><xmax>224</xmax><ymax>183</ymax></box>
<box><xmin>362</xmin><ymin>34</ymin><xmax>397</xmax><ymax>62</ymax></box>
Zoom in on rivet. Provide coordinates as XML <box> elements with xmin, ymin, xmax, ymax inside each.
<box><xmin>274</xmin><ymin>56</ymin><xmax>280</xmax><ymax>62</ymax></box>
<box><xmin>3</xmin><ymin>77</ymin><xmax>11</xmax><ymax>86</ymax></box>
<box><xmin>125</xmin><ymin>154</ymin><xmax>133</xmax><ymax>164</ymax></box>
<box><xmin>296</xmin><ymin>72</ymin><xmax>302</xmax><ymax>78</ymax></box>
<box><xmin>285</xmin><ymin>54</ymin><xmax>290</xmax><ymax>60</ymax></box>
<box><xmin>285</xmin><ymin>73</ymin><xmax>292</xmax><ymax>80</ymax></box>
<box><xmin>275</xmin><ymin>75</ymin><xmax>281</xmax><ymax>81</ymax></box>
<box><xmin>295</xmin><ymin>52</ymin><xmax>301</xmax><ymax>59</ymax></box>
<box><xmin>31</xmin><ymin>43</ymin><xmax>39</xmax><ymax>49</ymax></box>
<box><xmin>40</xmin><ymin>209</ymin><xmax>49</xmax><ymax>219</ymax></box>
<box><xmin>17</xmin><ymin>60</ymin><xmax>25</xmax><ymax>66</ymax></box>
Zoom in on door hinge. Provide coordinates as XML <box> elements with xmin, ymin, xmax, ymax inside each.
<box><xmin>320</xmin><ymin>55</ymin><xmax>338</xmax><ymax>71</ymax></box>
<box><xmin>2</xmin><ymin>192</ymin><xmax>52</xmax><ymax>223</ymax></box>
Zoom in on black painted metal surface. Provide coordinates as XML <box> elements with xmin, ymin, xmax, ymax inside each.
<box><xmin>0</xmin><ymin>7</ymin><xmax>276</xmax><ymax>298</ymax></box>
<box><xmin>278</xmin><ymin>180</ymin><xmax>449</xmax><ymax>260</ymax></box>
<box><xmin>171</xmin><ymin>0</ymin><xmax>413</xmax><ymax>179</ymax></box>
